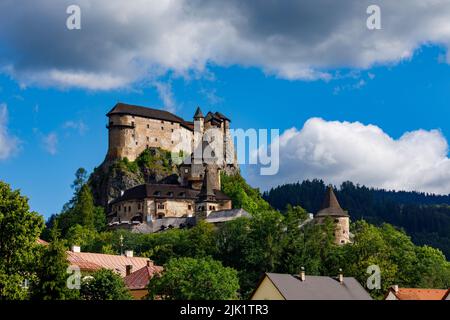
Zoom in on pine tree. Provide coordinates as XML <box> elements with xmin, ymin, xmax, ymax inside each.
<box><xmin>30</xmin><ymin>226</ymin><xmax>79</xmax><ymax>300</ymax></box>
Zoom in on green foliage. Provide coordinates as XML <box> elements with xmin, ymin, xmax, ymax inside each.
<box><xmin>341</xmin><ymin>220</ymin><xmax>450</xmax><ymax>299</ymax></box>
<box><xmin>54</xmin><ymin>169</ymin><xmax>106</xmax><ymax>236</ymax></box>
<box><xmin>264</xmin><ymin>179</ymin><xmax>450</xmax><ymax>258</ymax></box>
<box><xmin>80</xmin><ymin>269</ymin><xmax>132</xmax><ymax>300</ymax></box>
<box><xmin>221</xmin><ymin>173</ymin><xmax>271</xmax><ymax>214</ymax></box>
<box><xmin>0</xmin><ymin>181</ymin><xmax>44</xmax><ymax>300</ymax></box>
<box><xmin>148</xmin><ymin>257</ymin><xmax>239</xmax><ymax>300</ymax></box>
<box><xmin>115</xmin><ymin>157</ymin><xmax>139</xmax><ymax>174</ymax></box>
<box><xmin>30</xmin><ymin>227</ymin><xmax>79</xmax><ymax>300</ymax></box>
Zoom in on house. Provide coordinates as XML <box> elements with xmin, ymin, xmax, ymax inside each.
<box><xmin>66</xmin><ymin>245</ymin><xmax>162</xmax><ymax>299</ymax></box>
<box><xmin>124</xmin><ymin>261</ymin><xmax>163</xmax><ymax>300</ymax></box>
<box><xmin>251</xmin><ymin>270</ymin><xmax>372</xmax><ymax>300</ymax></box>
<box><xmin>67</xmin><ymin>245</ymin><xmax>155</xmax><ymax>277</ymax></box>
<box><xmin>385</xmin><ymin>285</ymin><xmax>450</xmax><ymax>300</ymax></box>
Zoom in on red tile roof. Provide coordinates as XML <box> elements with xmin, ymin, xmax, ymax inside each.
<box><xmin>124</xmin><ymin>262</ymin><xmax>163</xmax><ymax>290</ymax></box>
<box><xmin>36</xmin><ymin>238</ymin><xmax>49</xmax><ymax>245</ymax></box>
<box><xmin>390</xmin><ymin>288</ymin><xmax>449</xmax><ymax>300</ymax></box>
<box><xmin>67</xmin><ymin>251</ymin><xmax>153</xmax><ymax>277</ymax></box>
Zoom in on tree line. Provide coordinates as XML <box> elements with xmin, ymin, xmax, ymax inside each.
<box><xmin>263</xmin><ymin>179</ymin><xmax>450</xmax><ymax>259</ymax></box>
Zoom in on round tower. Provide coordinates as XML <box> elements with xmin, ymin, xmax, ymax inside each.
<box><xmin>314</xmin><ymin>185</ymin><xmax>350</xmax><ymax>245</ymax></box>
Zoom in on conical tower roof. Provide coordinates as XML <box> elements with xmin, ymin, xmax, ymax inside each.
<box><xmin>316</xmin><ymin>185</ymin><xmax>348</xmax><ymax>217</ymax></box>
<box><xmin>197</xmin><ymin>165</ymin><xmax>216</xmax><ymax>202</ymax></box>
<box><xmin>194</xmin><ymin>106</ymin><xmax>204</xmax><ymax>118</ymax></box>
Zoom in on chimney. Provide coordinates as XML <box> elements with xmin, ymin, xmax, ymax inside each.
<box><xmin>393</xmin><ymin>285</ymin><xmax>399</xmax><ymax>293</ymax></box>
<box><xmin>71</xmin><ymin>245</ymin><xmax>81</xmax><ymax>253</ymax></box>
<box><xmin>124</xmin><ymin>250</ymin><xmax>133</xmax><ymax>258</ymax></box>
<box><xmin>299</xmin><ymin>267</ymin><xmax>305</xmax><ymax>281</ymax></box>
<box><xmin>338</xmin><ymin>268</ymin><xmax>344</xmax><ymax>284</ymax></box>
<box><xmin>126</xmin><ymin>265</ymin><xmax>133</xmax><ymax>276</ymax></box>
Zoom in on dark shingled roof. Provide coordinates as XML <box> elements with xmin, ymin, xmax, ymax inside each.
<box><xmin>316</xmin><ymin>185</ymin><xmax>349</xmax><ymax>217</ymax></box>
<box><xmin>194</xmin><ymin>106</ymin><xmax>204</xmax><ymax>118</ymax></box>
<box><xmin>110</xmin><ymin>183</ymin><xmax>230</xmax><ymax>205</ymax></box>
<box><xmin>197</xmin><ymin>166</ymin><xmax>217</xmax><ymax>202</ymax></box>
<box><xmin>257</xmin><ymin>273</ymin><xmax>372</xmax><ymax>300</ymax></box>
<box><xmin>107</xmin><ymin>103</ymin><xmax>193</xmax><ymax>130</ymax></box>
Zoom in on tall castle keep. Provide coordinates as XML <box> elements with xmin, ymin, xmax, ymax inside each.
<box><xmin>106</xmin><ymin>103</ymin><xmax>238</xmax><ymax>190</ymax></box>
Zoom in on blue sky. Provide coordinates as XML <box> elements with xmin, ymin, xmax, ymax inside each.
<box><xmin>2</xmin><ymin>1</ymin><xmax>450</xmax><ymax>219</ymax></box>
<box><xmin>1</xmin><ymin>45</ymin><xmax>450</xmax><ymax>218</ymax></box>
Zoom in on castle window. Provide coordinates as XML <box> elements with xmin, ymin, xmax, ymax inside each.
<box><xmin>154</xmin><ymin>191</ymin><xmax>161</xmax><ymax>196</ymax></box>
<box><xmin>157</xmin><ymin>204</ymin><xmax>165</xmax><ymax>209</ymax></box>
<box><xmin>128</xmin><ymin>206</ymin><xmax>131</xmax><ymax>212</ymax></box>
<box><xmin>136</xmin><ymin>142</ymin><xmax>138</xmax><ymax>145</ymax></box>
<box><xmin>161</xmin><ymin>127</ymin><xmax>164</xmax><ymax>130</ymax></box>
<box><xmin>146</xmin><ymin>144</ymin><xmax>149</xmax><ymax>148</ymax></box>
<box><xmin>124</xmin><ymin>206</ymin><xmax>127</xmax><ymax>213</ymax></box>
<box><xmin>171</xmin><ymin>141</ymin><xmax>174</xmax><ymax>144</ymax></box>
<box><xmin>147</xmin><ymin>124</ymin><xmax>150</xmax><ymax>129</ymax></box>
<box><xmin>138</xmin><ymin>203</ymin><xmax>141</xmax><ymax>210</ymax></box>
<box><xmin>171</xmin><ymin>129</ymin><xmax>174</xmax><ymax>132</ymax></box>
<box><xmin>188</xmin><ymin>205</ymin><xmax>192</xmax><ymax>210</ymax></box>
<box><xmin>161</xmin><ymin>120</ymin><xmax>164</xmax><ymax>124</ymax></box>
<box><xmin>179</xmin><ymin>192</ymin><xmax>186</xmax><ymax>197</ymax></box>
<box><xmin>131</xmin><ymin>121</ymin><xmax>135</xmax><ymax>126</ymax></box>
<box><xmin>147</xmin><ymin>137</ymin><xmax>149</xmax><ymax>141</ymax></box>
<box><xmin>171</xmin><ymin>122</ymin><xmax>174</xmax><ymax>125</ymax></box>
<box><xmin>167</xmin><ymin>192</ymin><xmax>173</xmax><ymax>197</ymax></box>
<box><xmin>184</xmin><ymin>168</ymin><xmax>189</xmax><ymax>173</ymax></box>
<box><xmin>155</xmin><ymin>138</ymin><xmax>158</xmax><ymax>142</ymax></box>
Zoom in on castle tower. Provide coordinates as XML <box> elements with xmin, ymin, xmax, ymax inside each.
<box><xmin>314</xmin><ymin>185</ymin><xmax>350</xmax><ymax>245</ymax></box>
<box><xmin>195</xmin><ymin>165</ymin><xmax>218</xmax><ymax>221</ymax></box>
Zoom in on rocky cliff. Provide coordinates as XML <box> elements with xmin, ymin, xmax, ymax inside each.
<box><xmin>89</xmin><ymin>147</ymin><xmax>179</xmax><ymax>208</ymax></box>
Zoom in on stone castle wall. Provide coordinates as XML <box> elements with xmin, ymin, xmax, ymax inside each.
<box><xmin>107</xmin><ymin>114</ymin><xmax>193</xmax><ymax>162</ymax></box>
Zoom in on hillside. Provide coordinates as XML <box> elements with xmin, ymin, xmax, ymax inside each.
<box><xmin>263</xmin><ymin>180</ymin><xmax>450</xmax><ymax>259</ymax></box>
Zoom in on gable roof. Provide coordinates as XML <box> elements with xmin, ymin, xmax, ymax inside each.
<box><xmin>107</xmin><ymin>103</ymin><xmax>193</xmax><ymax>130</ymax></box>
<box><xmin>124</xmin><ymin>263</ymin><xmax>163</xmax><ymax>290</ymax></box>
<box><xmin>316</xmin><ymin>185</ymin><xmax>349</xmax><ymax>217</ymax></box>
<box><xmin>67</xmin><ymin>251</ymin><xmax>151</xmax><ymax>277</ymax></box>
<box><xmin>388</xmin><ymin>287</ymin><xmax>449</xmax><ymax>300</ymax></box>
<box><xmin>36</xmin><ymin>238</ymin><xmax>49</xmax><ymax>246</ymax></box>
<box><xmin>256</xmin><ymin>273</ymin><xmax>371</xmax><ymax>300</ymax></box>
<box><xmin>205</xmin><ymin>208</ymin><xmax>251</xmax><ymax>223</ymax></box>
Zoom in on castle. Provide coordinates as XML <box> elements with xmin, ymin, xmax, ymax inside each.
<box><xmin>314</xmin><ymin>185</ymin><xmax>350</xmax><ymax>245</ymax></box>
<box><xmin>104</xmin><ymin>103</ymin><xmax>245</xmax><ymax>232</ymax></box>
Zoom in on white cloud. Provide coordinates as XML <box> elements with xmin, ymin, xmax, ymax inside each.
<box><xmin>62</xmin><ymin>120</ymin><xmax>88</xmax><ymax>135</ymax></box>
<box><xmin>154</xmin><ymin>82</ymin><xmax>176</xmax><ymax>112</ymax></box>
<box><xmin>248</xmin><ymin>118</ymin><xmax>450</xmax><ymax>194</ymax></box>
<box><xmin>42</xmin><ymin>132</ymin><xmax>58</xmax><ymax>155</ymax></box>
<box><xmin>1</xmin><ymin>0</ymin><xmax>450</xmax><ymax>89</ymax></box>
<box><xmin>0</xmin><ymin>103</ymin><xmax>20</xmax><ymax>159</ymax></box>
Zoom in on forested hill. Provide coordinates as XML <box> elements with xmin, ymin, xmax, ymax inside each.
<box><xmin>262</xmin><ymin>180</ymin><xmax>450</xmax><ymax>259</ymax></box>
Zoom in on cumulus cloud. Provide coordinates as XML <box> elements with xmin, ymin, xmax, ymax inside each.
<box><xmin>0</xmin><ymin>104</ymin><xmax>20</xmax><ymax>159</ymax></box>
<box><xmin>1</xmin><ymin>0</ymin><xmax>450</xmax><ymax>89</ymax></box>
<box><xmin>248</xmin><ymin>118</ymin><xmax>450</xmax><ymax>194</ymax></box>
